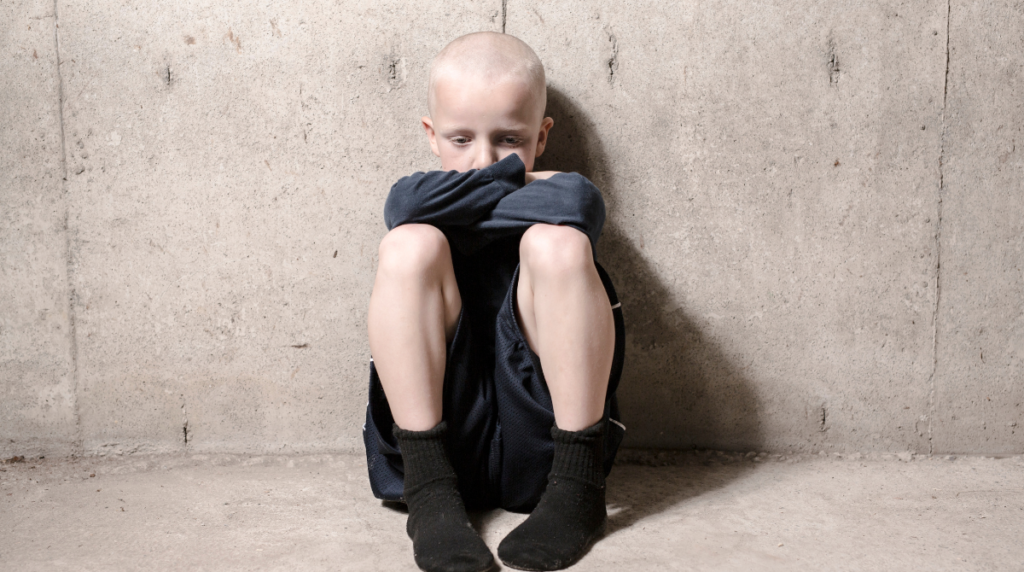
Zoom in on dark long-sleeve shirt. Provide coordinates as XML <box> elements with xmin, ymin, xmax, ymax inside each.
<box><xmin>382</xmin><ymin>153</ymin><xmax>607</xmax><ymax>371</ymax></box>
<box><xmin>384</xmin><ymin>153</ymin><xmax>605</xmax><ymax>256</ymax></box>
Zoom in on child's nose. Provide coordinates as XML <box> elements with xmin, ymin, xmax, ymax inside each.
<box><xmin>472</xmin><ymin>143</ymin><xmax>499</xmax><ymax>170</ymax></box>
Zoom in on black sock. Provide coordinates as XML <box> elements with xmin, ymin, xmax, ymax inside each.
<box><xmin>393</xmin><ymin>421</ymin><xmax>495</xmax><ymax>572</ymax></box>
<box><xmin>498</xmin><ymin>420</ymin><xmax>607</xmax><ymax>571</ymax></box>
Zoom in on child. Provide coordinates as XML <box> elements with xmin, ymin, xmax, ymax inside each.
<box><xmin>362</xmin><ymin>31</ymin><xmax>626</xmax><ymax>572</ymax></box>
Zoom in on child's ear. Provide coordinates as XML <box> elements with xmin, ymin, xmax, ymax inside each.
<box><xmin>534</xmin><ymin>116</ymin><xmax>555</xmax><ymax>158</ymax></box>
<box><xmin>422</xmin><ymin>116</ymin><xmax>441</xmax><ymax>157</ymax></box>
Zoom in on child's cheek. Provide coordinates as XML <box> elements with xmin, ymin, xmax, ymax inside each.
<box><xmin>513</xmin><ymin>151</ymin><xmax>534</xmax><ymax>172</ymax></box>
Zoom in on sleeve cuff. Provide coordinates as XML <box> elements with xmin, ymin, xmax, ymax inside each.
<box><xmin>485</xmin><ymin>153</ymin><xmax>527</xmax><ymax>192</ymax></box>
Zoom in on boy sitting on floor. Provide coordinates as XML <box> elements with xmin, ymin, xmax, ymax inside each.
<box><xmin>362</xmin><ymin>31</ymin><xmax>626</xmax><ymax>572</ymax></box>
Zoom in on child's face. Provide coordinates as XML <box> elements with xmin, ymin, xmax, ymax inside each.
<box><xmin>422</xmin><ymin>74</ymin><xmax>553</xmax><ymax>173</ymax></box>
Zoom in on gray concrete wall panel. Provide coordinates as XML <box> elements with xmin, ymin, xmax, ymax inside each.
<box><xmin>508</xmin><ymin>1</ymin><xmax>949</xmax><ymax>452</ymax></box>
<box><xmin>1</xmin><ymin>0</ymin><xmax>77</xmax><ymax>457</ymax></box>
<box><xmin>55</xmin><ymin>0</ymin><xmax>499</xmax><ymax>454</ymax></box>
<box><xmin>932</xmin><ymin>1</ymin><xmax>1024</xmax><ymax>454</ymax></box>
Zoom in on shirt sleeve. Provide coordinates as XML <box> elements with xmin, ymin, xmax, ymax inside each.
<box><xmin>451</xmin><ymin>172</ymin><xmax>606</xmax><ymax>254</ymax></box>
<box><xmin>383</xmin><ymin>153</ymin><xmax>526</xmax><ymax>230</ymax></box>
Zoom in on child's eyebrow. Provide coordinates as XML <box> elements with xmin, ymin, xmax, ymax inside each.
<box><xmin>439</xmin><ymin>124</ymin><xmax>532</xmax><ymax>135</ymax></box>
<box><xmin>492</xmin><ymin>124</ymin><xmax>532</xmax><ymax>133</ymax></box>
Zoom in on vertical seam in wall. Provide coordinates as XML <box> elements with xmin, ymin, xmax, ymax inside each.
<box><xmin>52</xmin><ymin>0</ymin><xmax>80</xmax><ymax>456</ymax></box>
<box><xmin>927</xmin><ymin>0</ymin><xmax>952</xmax><ymax>456</ymax></box>
<box><xmin>501</xmin><ymin>0</ymin><xmax>507</xmax><ymax>33</ymax></box>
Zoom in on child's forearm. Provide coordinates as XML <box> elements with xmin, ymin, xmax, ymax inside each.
<box><xmin>461</xmin><ymin>173</ymin><xmax>606</xmax><ymax>252</ymax></box>
<box><xmin>383</xmin><ymin>156</ymin><xmax>604</xmax><ymax>256</ymax></box>
<box><xmin>383</xmin><ymin>154</ymin><xmax>526</xmax><ymax>230</ymax></box>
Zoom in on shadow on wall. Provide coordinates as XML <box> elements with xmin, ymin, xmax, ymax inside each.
<box><xmin>536</xmin><ymin>87</ymin><xmax>762</xmax><ymax>454</ymax></box>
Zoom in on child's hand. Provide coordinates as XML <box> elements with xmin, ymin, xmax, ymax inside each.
<box><xmin>525</xmin><ymin>171</ymin><xmax>561</xmax><ymax>183</ymax></box>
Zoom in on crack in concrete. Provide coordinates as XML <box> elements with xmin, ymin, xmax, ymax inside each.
<box><xmin>182</xmin><ymin>399</ymin><xmax>189</xmax><ymax>447</ymax></box>
<box><xmin>501</xmin><ymin>0</ymin><xmax>507</xmax><ymax>34</ymax></box>
<box><xmin>52</xmin><ymin>0</ymin><xmax>81</xmax><ymax>456</ymax></box>
<box><xmin>827</xmin><ymin>36</ymin><xmax>841</xmax><ymax>87</ymax></box>
<box><xmin>607</xmin><ymin>31</ymin><xmax>619</xmax><ymax>83</ymax></box>
<box><xmin>927</xmin><ymin>0</ymin><xmax>953</xmax><ymax>456</ymax></box>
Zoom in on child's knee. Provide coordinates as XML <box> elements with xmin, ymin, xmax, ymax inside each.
<box><xmin>520</xmin><ymin>224</ymin><xmax>593</xmax><ymax>277</ymax></box>
<box><xmin>377</xmin><ymin>224</ymin><xmax>452</xmax><ymax>278</ymax></box>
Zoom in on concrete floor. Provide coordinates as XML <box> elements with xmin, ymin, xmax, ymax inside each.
<box><xmin>1</xmin><ymin>451</ymin><xmax>1022</xmax><ymax>571</ymax></box>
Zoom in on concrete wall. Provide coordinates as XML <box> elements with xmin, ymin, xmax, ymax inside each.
<box><xmin>932</xmin><ymin>2</ymin><xmax>1024</xmax><ymax>453</ymax></box>
<box><xmin>1</xmin><ymin>0</ymin><xmax>1020</xmax><ymax>457</ymax></box>
<box><xmin>1</xmin><ymin>0</ymin><xmax>78</xmax><ymax>456</ymax></box>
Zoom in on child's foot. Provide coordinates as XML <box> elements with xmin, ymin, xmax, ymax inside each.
<box><xmin>394</xmin><ymin>422</ymin><xmax>495</xmax><ymax>572</ymax></box>
<box><xmin>497</xmin><ymin>421</ymin><xmax>607</xmax><ymax>571</ymax></box>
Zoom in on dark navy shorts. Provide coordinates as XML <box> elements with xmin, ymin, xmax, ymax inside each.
<box><xmin>362</xmin><ymin>263</ymin><xmax>625</xmax><ymax>513</ymax></box>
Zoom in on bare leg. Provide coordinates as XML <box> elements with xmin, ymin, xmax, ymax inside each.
<box><xmin>367</xmin><ymin>224</ymin><xmax>462</xmax><ymax>431</ymax></box>
<box><xmin>370</xmin><ymin>225</ymin><xmax>494</xmax><ymax>571</ymax></box>
<box><xmin>499</xmin><ymin>224</ymin><xmax>614</xmax><ymax>569</ymax></box>
<box><xmin>516</xmin><ymin>224</ymin><xmax>615</xmax><ymax>431</ymax></box>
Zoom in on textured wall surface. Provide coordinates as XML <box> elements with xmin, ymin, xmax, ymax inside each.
<box><xmin>510</xmin><ymin>0</ymin><xmax>948</xmax><ymax>453</ymax></box>
<box><xmin>1</xmin><ymin>0</ymin><xmax>77</xmax><ymax>456</ymax></box>
<box><xmin>55</xmin><ymin>0</ymin><xmax>498</xmax><ymax>455</ymax></box>
<box><xmin>1</xmin><ymin>0</ymin><xmax>1021</xmax><ymax>457</ymax></box>
<box><xmin>932</xmin><ymin>1</ymin><xmax>1024</xmax><ymax>454</ymax></box>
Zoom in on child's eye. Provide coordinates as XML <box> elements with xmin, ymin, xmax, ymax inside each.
<box><xmin>450</xmin><ymin>136</ymin><xmax>470</xmax><ymax>146</ymax></box>
<box><xmin>501</xmin><ymin>137</ymin><xmax>523</xmax><ymax>147</ymax></box>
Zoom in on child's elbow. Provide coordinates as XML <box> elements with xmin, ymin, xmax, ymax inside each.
<box><xmin>383</xmin><ymin>186</ymin><xmax>432</xmax><ymax>229</ymax></box>
<box><xmin>382</xmin><ymin>196</ymin><xmax>403</xmax><ymax>229</ymax></box>
<box><xmin>574</xmin><ymin>180</ymin><xmax>606</xmax><ymax>230</ymax></box>
<box><xmin>558</xmin><ymin>176</ymin><xmax>605</xmax><ymax>246</ymax></box>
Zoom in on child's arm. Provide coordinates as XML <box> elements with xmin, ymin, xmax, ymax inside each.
<box><xmin>384</xmin><ymin>154</ymin><xmax>526</xmax><ymax>230</ymax></box>
<box><xmin>452</xmin><ymin>172</ymin><xmax>606</xmax><ymax>253</ymax></box>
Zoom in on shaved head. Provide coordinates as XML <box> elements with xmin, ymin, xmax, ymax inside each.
<box><xmin>428</xmin><ymin>32</ymin><xmax>547</xmax><ymax>120</ymax></box>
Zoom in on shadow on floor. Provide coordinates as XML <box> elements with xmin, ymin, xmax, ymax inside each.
<box><xmin>533</xmin><ymin>87</ymin><xmax>764</xmax><ymax>529</ymax></box>
<box><xmin>465</xmin><ymin>454</ymin><xmax>758</xmax><ymax>543</ymax></box>
<box><xmin>603</xmin><ymin>453</ymin><xmax>757</xmax><ymax>536</ymax></box>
